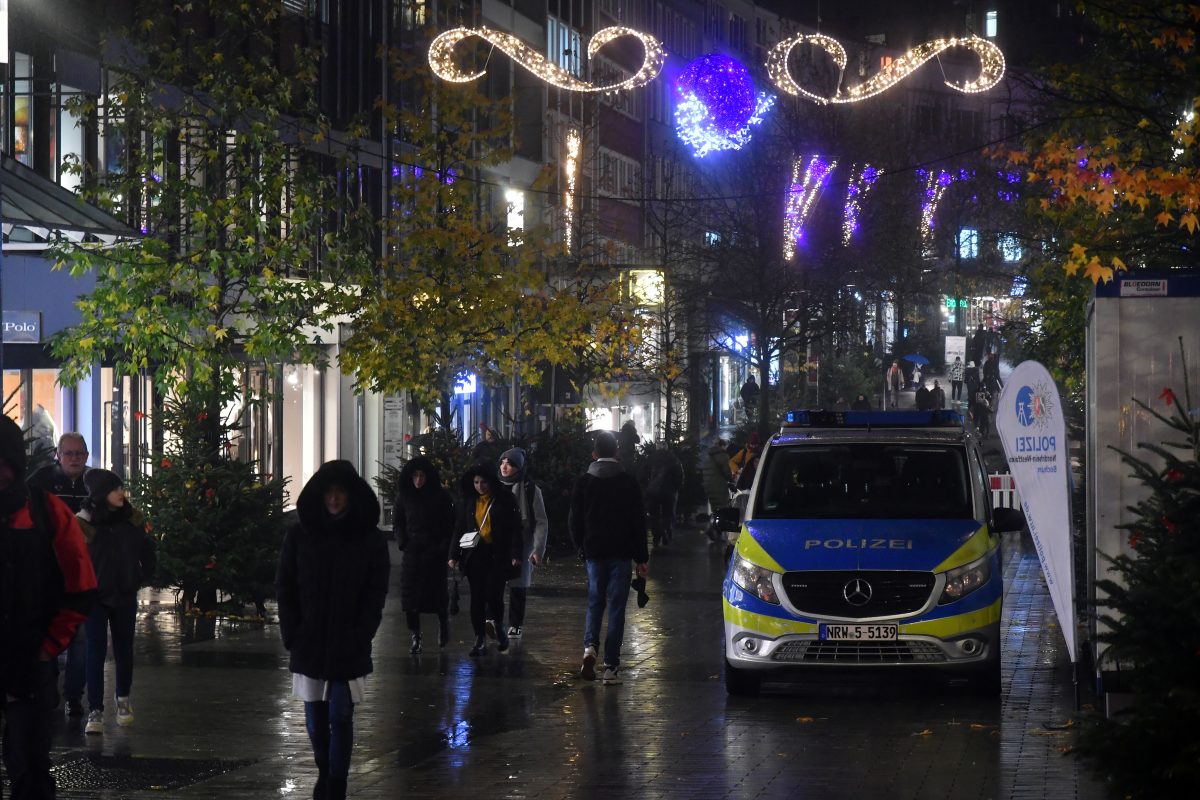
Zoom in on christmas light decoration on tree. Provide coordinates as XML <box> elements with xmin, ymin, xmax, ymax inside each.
<box><xmin>429</xmin><ymin>26</ymin><xmax>665</xmax><ymax>93</ymax></box>
<box><xmin>768</xmin><ymin>34</ymin><xmax>1005</xmax><ymax>104</ymax></box>
<box><xmin>564</xmin><ymin>129</ymin><xmax>581</xmax><ymax>252</ymax></box>
<box><xmin>783</xmin><ymin>156</ymin><xmax>837</xmax><ymax>260</ymax></box>
<box><xmin>674</xmin><ymin>53</ymin><xmax>775</xmax><ymax>158</ymax></box>
<box><xmin>843</xmin><ymin>164</ymin><xmax>881</xmax><ymax>245</ymax></box>
<box><xmin>920</xmin><ymin>169</ymin><xmax>955</xmax><ymax>255</ymax></box>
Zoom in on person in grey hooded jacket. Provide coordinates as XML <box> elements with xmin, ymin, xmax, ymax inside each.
<box><xmin>568</xmin><ymin>431</ymin><xmax>648</xmax><ymax>685</ymax></box>
<box><xmin>497</xmin><ymin>448</ymin><xmax>547</xmax><ymax>639</ymax></box>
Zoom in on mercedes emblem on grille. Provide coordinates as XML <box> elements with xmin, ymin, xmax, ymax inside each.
<box><xmin>842</xmin><ymin>578</ymin><xmax>873</xmax><ymax>606</ymax></box>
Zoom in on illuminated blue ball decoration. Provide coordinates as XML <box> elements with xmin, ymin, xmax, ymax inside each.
<box><xmin>675</xmin><ymin>54</ymin><xmax>775</xmax><ymax>158</ymax></box>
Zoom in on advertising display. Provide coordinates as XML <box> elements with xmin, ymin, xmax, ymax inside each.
<box><xmin>995</xmin><ymin>360</ymin><xmax>1076</xmax><ymax>662</ymax></box>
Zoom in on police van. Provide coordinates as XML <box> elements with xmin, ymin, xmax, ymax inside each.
<box><xmin>713</xmin><ymin>410</ymin><xmax>1024</xmax><ymax>696</ymax></box>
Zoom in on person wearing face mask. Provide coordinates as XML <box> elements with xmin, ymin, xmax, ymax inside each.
<box><xmin>276</xmin><ymin>460</ymin><xmax>390</xmax><ymax>800</ymax></box>
<box><xmin>496</xmin><ymin>448</ymin><xmax>547</xmax><ymax>640</ymax></box>
<box><xmin>447</xmin><ymin>463</ymin><xmax>522</xmax><ymax>657</ymax></box>
<box><xmin>75</xmin><ymin>469</ymin><xmax>155</xmax><ymax>738</ymax></box>
<box><xmin>393</xmin><ymin>457</ymin><xmax>456</xmax><ymax>654</ymax></box>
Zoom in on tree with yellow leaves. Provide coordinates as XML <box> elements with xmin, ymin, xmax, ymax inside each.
<box><xmin>336</xmin><ymin>43</ymin><xmax>642</xmax><ymax>431</ymax></box>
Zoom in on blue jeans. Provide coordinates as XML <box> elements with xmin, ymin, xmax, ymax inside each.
<box><xmin>584</xmin><ymin>559</ymin><xmax>633</xmax><ymax>669</ymax></box>
<box><xmin>304</xmin><ymin>681</ymin><xmax>354</xmax><ymax>781</ymax></box>
<box><xmin>85</xmin><ymin>602</ymin><xmax>137</xmax><ymax>711</ymax></box>
<box><xmin>61</xmin><ymin>627</ymin><xmax>86</xmax><ymax>703</ymax></box>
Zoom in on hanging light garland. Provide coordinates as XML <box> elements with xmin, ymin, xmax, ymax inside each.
<box><xmin>768</xmin><ymin>34</ymin><xmax>1005</xmax><ymax>105</ymax></box>
<box><xmin>783</xmin><ymin>156</ymin><xmax>837</xmax><ymax>260</ymax></box>
<box><xmin>428</xmin><ymin>26</ymin><xmax>666</xmax><ymax>93</ymax></box>
<box><xmin>842</xmin><ymin>164</ymin><xmax>881</xmax><ymax>245</ymax></box>
<box><xmin>674</xmin><ymin>53</ymin><xmax>775</xmax><ymax>158</ymax></box>
<box><xmin>564</xmin><ymin>129</ymin><xmax>581</xmax><ymax>252</ymax></box>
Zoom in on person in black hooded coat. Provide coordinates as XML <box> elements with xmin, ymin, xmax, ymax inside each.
<box><xmin>275</xmin><ymin>460</ymin><xmax>389</xmax><ymax>800</ymax></box>
<box><xmin>393</xmin><ymin>457</ymin><xmax>455</xmax><ymax>654</ymax></box>
<box><xmin>447</xmin><ymin>462</ymin><xmax>522</xmax><ymax>656</ymax></box>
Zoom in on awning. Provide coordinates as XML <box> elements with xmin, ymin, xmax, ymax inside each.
<box><xmin>1</xmin><ymin>154</ymin><xmax>136</xmax><ymax>247</ymax></box>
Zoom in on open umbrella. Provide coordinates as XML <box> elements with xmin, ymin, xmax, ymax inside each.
<box><xmin>902</xmin><ymin>353</ymin><xmax>930</xmax><ymax>366</ymax></box>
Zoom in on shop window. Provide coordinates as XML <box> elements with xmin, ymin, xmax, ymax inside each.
<box><xmin>12</xmin><ymin>52</ymin><xmax>34</xmax><ymax>166</ymax></box>
<box><xmin>3</xmin><ymin>368</ymin><xmax>72</xmax><ymax>463</ymax></box>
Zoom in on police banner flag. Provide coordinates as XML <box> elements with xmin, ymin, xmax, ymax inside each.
<box><xmin>996</xmin><ymin>361</ymin><xmax>1076</xmax><ymax>662</ymax></box>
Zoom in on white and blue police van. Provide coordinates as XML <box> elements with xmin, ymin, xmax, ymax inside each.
<box><xmin>712</xmin><ymin>410</ymin><xmax>1025</xmax><ymax>696</ymax></box>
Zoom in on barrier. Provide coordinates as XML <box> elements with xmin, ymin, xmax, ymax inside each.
<box><xmin>989</xmin><ymin>473</ymin><xmax>1021</xmax><ymax>509</ymax></box>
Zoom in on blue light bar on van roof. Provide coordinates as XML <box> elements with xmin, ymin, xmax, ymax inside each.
<box><xmin>783</xmin><ymin>409</ymin><xmax>965</xmax><ymax>428</ymax></box>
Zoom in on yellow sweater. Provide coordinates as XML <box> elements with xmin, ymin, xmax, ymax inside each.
<box><xmin>475</xmin><ymin>495</ymin><xmax>494</xmax><ymax>543</ymax></box>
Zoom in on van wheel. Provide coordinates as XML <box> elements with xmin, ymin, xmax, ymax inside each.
<box><xmin>725</xmin><ymin>661</ymin><xmax>761</xmax><ymax>697</ymax></box>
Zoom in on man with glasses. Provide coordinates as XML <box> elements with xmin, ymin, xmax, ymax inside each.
<box><xmin>28</xmin><ymin>433</ymin><xmax>92</xmax><ymax>718</ymax></box>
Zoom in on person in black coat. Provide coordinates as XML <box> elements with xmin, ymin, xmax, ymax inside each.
<box><xmin>447</xmin><ymin>463</ymin><xmax>522</xmax><ymax>656</ymax></box>
<box><xmin>75</xmin><ymin>469</ymin><xmax>155</xmax><ymax>736</ymax></box>
<box><xmin>394</xmin><ymin>457</ymin><xmax>455</xmax><ymax>654</ymax></box>
<box><xmin>276</xmin><ymin>460</ymin><xmax>389</xmax><ymax>800</ymax></box>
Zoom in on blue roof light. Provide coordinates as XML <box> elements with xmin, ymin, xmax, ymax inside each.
<box><xmin>783</xmin><ymin>409</ymin><xmax>965</xmax><ymax>428</ymax></box>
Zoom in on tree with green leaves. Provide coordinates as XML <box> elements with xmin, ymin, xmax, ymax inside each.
<box><xmin>52</xmin><ymin>0</ymin><xmax>369</xmax><ymax>432</ymax></box>
<box><xmin>50</xmin><ymin>0</ymin><xmax>370</xmax><ymax>607</ymax></box>
<box><xmin>337</xmin><ymin>43</ymin><xmax>641</xmax><ymax>431</ymax></box>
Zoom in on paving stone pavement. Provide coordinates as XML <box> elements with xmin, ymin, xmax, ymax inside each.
<box><xmin>9</xmin><ymin>524</ymin><xmax>1109</xmax><ymax>799</ymax></box>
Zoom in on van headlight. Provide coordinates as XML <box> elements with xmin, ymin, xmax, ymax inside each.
<box><xmin>731</xmin><ymin>553</ymin><xmax>780</xmax><ymax>605</ymax></box>
<box><xmin>938</xmin><ymin>554</ymin><xmax>991</xmax><ymax>604</ymax></box>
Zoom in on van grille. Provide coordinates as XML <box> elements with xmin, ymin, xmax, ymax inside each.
<box><xmin>772</xmin><ymin>640</ymin><xmax>946</xmax><ymax>663</ymax></box>
<box><xmin>781</xmin><ymin>570</ymin><xmax>935</xmax><ymax>618</ymax></box>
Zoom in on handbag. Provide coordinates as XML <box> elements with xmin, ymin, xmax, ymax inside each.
<box><xmin>458</xmin><ymin>501</ymin><xmax>492</xmax><ymax>550</ymax></box>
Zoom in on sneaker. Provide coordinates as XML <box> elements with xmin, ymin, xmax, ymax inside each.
<box><xmin>115</xmin><ymin>697</ymin><xmax>134</xmax><ymax>727</ymax></box>
<box><xmin>65</xmin><ymin>699</ymin><xmax>84</xmax><ymax>718</ymax></box>
<box><xmin>580</xmin><ymin>646</ymin><xmax>597</xmax><ymax>681</ymax></box>
<box><xmin>601</xmin><ymin>667</ymin><xmax>621</xmax><ymax>685</ymax></box>
<box><xmin>484</xmin><ymin>619</ymin><xmax>497</xmax><ymax>641</ymax></box>
<box><xmin>85</xmin><ymin>710</ymin><xmax>104</xmax><ymax>735</ymax></box>
<box><xmin>507</xmin><ymin>626</ymin><xmax>522</xmax><ymax>638</ymax></box>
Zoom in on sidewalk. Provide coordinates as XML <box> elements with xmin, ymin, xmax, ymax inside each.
<box><xmin>18</xmin><ymin>522</ymin><xmax>1104</xmax><ymax>799</ymax></box>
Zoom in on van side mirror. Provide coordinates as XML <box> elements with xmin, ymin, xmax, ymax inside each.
<box><xmin>992</xmin><ymin>507</ymin><xmax>1025</xmax><ymax>533</ymax></box>
<box><xmin>712</xmin><ymin>506</ymin><xmax>742</xmax><ymax>534</ymax></box>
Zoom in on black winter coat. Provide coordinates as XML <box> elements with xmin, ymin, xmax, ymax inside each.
<box><xmin>394</xmin><ymin>457</ymin><xmax>455</xmax><ymax>614</ymax></box>
<box><xmin>449</xmin><ymin>464</ymin><xmax>522</xmax><ymax>581</ymax></box>
<box><xmin>76</xmin><ymin>502</ymin><xmax>155</xmax><ymax>609</ymax></box>
<box><xmin>276</xmin><ymin>460</ymin><xmax>390</xmax><ymax>681</ymax></box>
<box><xmin>569</xmin><ymin>460</ymin><xmax>649</xmax><ymax>563</ymax></box>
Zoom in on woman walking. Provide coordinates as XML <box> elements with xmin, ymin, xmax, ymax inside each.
<box><xmin>448</xmin><ymin>463</ymin><xmax>521</xmax><ymax>656</ymax></box>
<box><xmin>77</xmin><ymin>469</ymin><xmax>155</xmax><ymax>736</ymax></box>
<box><xmin>76</xmin><ymin>470</ymin><xmax>154</xmax><ymax>738</ymax></box>
<box><xmin>394</xmin><ymin>457</ymin><xmax>456</xmax><ymax>654</ymax></box>
<box><xmin>276</xmin><ymin>460</ymin><xmax>390</xmax><ymax>800</ymax></box>
<box><xmin>497</xmin><ymin>448</ymin><xmax>547</xmax><ymax>639</ymax></box>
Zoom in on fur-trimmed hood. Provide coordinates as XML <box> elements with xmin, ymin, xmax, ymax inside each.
<box><xmin>296</xmin><ymin>460</ymin><xmax>380</xmax><ymax>534</ymax></box>
<box><xmin>397</xmin><ymin>456</ymin><xmax>444</xmax><ymax>500</ymax></box>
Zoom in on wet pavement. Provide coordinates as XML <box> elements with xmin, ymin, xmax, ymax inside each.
<box><xmin>14</xmin><ymin>522</ymin><xmax>1109</xmax><ymax>799</ymax></box>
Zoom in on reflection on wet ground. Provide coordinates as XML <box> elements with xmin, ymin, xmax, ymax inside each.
<box><xmin>15</xmin><ymin>524</ymin><xmax>1107</xmax><ymax>799</ymax></box>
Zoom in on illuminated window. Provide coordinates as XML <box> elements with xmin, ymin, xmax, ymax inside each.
<box><xmin>998</xmin><ymin>234</ymin><xmax>1022</xmax><ymax>262</ymax></box>
<box><xmin>505</xmin><ymin>188</ymin><xmax>524</xmax><ymax>244</ymax></box>
<box><xmin>986</xmin><ymin>10</ymin><xmax>998</xmax><ymax>38</ymax></box>
<box><xmin>957</xmin><ymin>228</ymin><xmax>979</xmax><ymax>259</ymax></box>
<box><xmin>547</xmin><ymin>17</ymin><xmax>582</xmax><ymax>77</ymax></box>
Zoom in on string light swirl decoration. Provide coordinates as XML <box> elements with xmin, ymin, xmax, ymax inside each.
<box><xmin>783</xmin><ymin>156</ymin><xmax>837</xmax><ymax>260</ymax></box>
<box><xmin>843</xmin><ymin>165</ymin><xmax>881</xmax><ymax>245</ymax></box>
<box><xmin>768</xmin><ymin>34</ymin><xmax>1005</xmax><ymax>104</ymax></box>
<box><xmin>674</xmin><ymin>54</ymin><xmax>775</xmax><ymax>158</ymax></box>
<box><xmin>429</xmin><ymin>26</ymin><xmax>666</xmax><ymax>93</ymax></box>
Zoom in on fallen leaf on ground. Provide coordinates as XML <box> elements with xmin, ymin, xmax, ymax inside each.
<box><xmin>913</xmin><ymin>729</ymin><xmax>933</xmax><ymax>737</ymax></box>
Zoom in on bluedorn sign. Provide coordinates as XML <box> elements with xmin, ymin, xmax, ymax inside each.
<box><xmin>2</xmin><ymin>311</ymin><xmax>41</xmax><ymax>343</ymax></box>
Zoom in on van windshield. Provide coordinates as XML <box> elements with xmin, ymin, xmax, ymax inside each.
<box><xmin>754</xmin><ymin>444</ymin><xmax>973</xmax><ymax>519</ymax></box>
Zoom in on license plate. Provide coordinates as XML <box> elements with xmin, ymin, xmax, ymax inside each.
<box><xmin>818</xmin><ymin>623</ymin><xmax>898</xmax><ymax>641</ymax></box>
